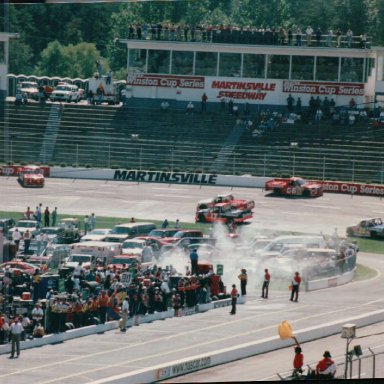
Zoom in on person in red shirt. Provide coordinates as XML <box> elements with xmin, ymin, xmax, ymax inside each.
<box><xmin>229</xmin><ymin>284</ymin><xmax>238</xmax><ymax>315</ymax></box>
<box><xmin>292</xmin><ymin>336</ymin><xmax>303</xmax><ymax>375</ymax></box>
<box><xmin>261</xmin><ymin>268</ymin><xmax>271</xmax><ymax>299</ymax></box>
<box><xmin>316</xmin><ymin>351</ymin><xmax>336</xmax><ymax>377</ymax></box>
<box><xmin>290</xmin><ymin>271</ymin><xmax>302</xmax><ymax>302</ymax></box>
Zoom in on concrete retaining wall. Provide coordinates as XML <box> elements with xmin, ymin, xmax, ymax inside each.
<box><xmin>306</xmin><ymin>268</ymin><xmax>356</xmax><ymax>291</ymax></box>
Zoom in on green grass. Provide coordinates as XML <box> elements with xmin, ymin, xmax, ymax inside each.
<box><xmin>347</xmin><ymin>237</ymin><xmax>384</xmax><ymax>254</ymax></box>
<box><xmin>354</xmin><ymin>263</ymin><xmax>378</xmax><ymax>281</ymax></box>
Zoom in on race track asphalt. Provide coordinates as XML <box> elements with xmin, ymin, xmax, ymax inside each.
<box><xmin>0</xmin><ymin>177</ymin><xmax>383</xmax><ymax>383</ymax></box>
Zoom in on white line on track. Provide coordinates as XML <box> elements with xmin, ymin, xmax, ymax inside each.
<box><xmin>303</xmin><ymin>204</ymin><xmax>341</xmax><ymax>209</ymax></box>
<box><xmin>153</xmin><ymin>194</ymin><xmax>191</xmax><ymax>199</ymax></box>
<box><xmin>151</xmin><ymin>187</ymin><xmax>190</xmax><ymax>191</ymax></box>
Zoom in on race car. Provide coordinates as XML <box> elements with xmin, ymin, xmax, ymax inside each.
<box><xmin>195</xmin><ymin>202</ymin><xmax>253</xmax><ymax>223</ymax></box>
<box><xmin>196</xmin><ymin>194</ymin><xmax>255</xmax><ymax>211</ymax></box>
<box><xmin>18</xmin><ymin>165</ymin><xmax>45</xmax><ymax>188</ymax></box>
<box><xmin>346</xmin><ymin>218</ymin><xmax>384</xmax><ymax>239</ymax></box>
<box><xmin>265</xmin><ymin>177</ymin><xmax>323</xmax><ymax>197</ymax></box>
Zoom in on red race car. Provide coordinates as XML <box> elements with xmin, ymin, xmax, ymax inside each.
<box><xmin>18</xmin><ymin>165</ymin><xmax>45</xmax><ymax>188</ymax></box>
<box><xmin>0</xmin><ymin>260</ymin><xmax>39</xmax><ymax>275</ymax></box>
<box><xmin>265</xmin><ymin>177</ymin><xmax>323</xmax><ymax>198</ymax></box>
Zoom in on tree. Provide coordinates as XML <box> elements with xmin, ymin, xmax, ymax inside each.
<box><xmin>8</xmin><ymin>40</ymin><xmax>34</xmax><ymax>75</ymax></box>
<box><xmin>35</xmin><ymin>41</ymin><xmax>103</xmax><ymax>78</ymax></box>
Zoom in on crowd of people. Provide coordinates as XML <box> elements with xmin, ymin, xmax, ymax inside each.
<box><xmin>126</xmin><ymin>23</ymin><xmax>369</xmax><ymax>48</ymax></box>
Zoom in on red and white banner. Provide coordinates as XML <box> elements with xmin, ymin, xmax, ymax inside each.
<box><xmin>320</xmin><ymin>181</ymin><xmax>384</xmax><ymax>196</ymax></box>
<box><xmin>127</xmin><ymin>74</ymin><xmax>205</xmax><ymax>89</ymax></box>
<box><xmin>0</xmin><ymin>165</ymin><xmax>50</xmax><ymax>177</ymax></box>
<box><xmin>283</xmin><ymin>81</ymin><xmax>364</xmax><ymax>96</ymax></box>
<box><xmin>212</xmin><ymin>80</ymin><xmax>277</xmax><ymax>100</ymax></box>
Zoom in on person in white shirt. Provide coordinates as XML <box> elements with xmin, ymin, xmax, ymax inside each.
<box><xmin>31</xmin><ymin>303</ymin><xmax>44</xmax><ymax>327</ymax></box>
<box><xmin>12</xmin><ymin>229</ymin><xmax>21</xmax><ymax>250</ymax></box>
<box><xmin>10</xmin><ymin>317</ymin><xmax>24</xmax><ymax>358</ymax></box>
<box><xmin>35</xmin><ymin>233</ymin><xmax>42</xmax><ymax>256</ymax></box>
<box><xmin>306</xmin><ymin>26</ymin><xmax>313</xmax><ymax>46</ymax></box>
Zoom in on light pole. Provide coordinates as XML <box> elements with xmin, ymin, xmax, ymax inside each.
<box><xmin>342</xmin><ymin>323</ymin><xmax>356</xmax><ymax>379</ymax></box>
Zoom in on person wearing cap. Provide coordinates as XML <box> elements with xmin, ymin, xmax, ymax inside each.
<box><xmin>290</xmin><ymin>271</ymin><xmax>302</xmax><ymax>302</ymax></box>
<box><xmin>9</xmin><ymin>317</ymin><xmax>24</xmax><ymax>358</ymax></box>
<box><xmin>292</xmin><ymin>336</ymin><xmax>304</xmax><ymax>375</ymax></box>
<box><xmin>262</xmin><ymin>269</ymin><xmax>271</xmax><ymax>299</ymax></box>
<box><xmin>316</xmin><ymin>351</ymin><xmax>336</xmax><ymax>377</ymax></box>
<box><xmin>229</xmin><ymin>284</ymin><xmax>238</xmax><ymax>315</ymax></box>
<box><xmin>238</xmin><ymin>269</ymin><xmax>248</xmax><ymax>296</ymax></box>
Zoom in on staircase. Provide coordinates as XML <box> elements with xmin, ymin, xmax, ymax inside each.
<box><xmin>39</xmin><ymin>104</ymin><xmax>62</xmax><ymax>163</ymax></box>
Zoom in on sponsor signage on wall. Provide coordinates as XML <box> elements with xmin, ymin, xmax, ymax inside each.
<box><xmin>127</xmin><ymin>74</ymin><xmax>205</xmax><ymax>89</ymax></box>
<box><xmin>211</xmin><ymin>80</ymin><xmax>277</xmax><ymax>100</ymax></box>
<box><xmin>0</xmin><ymin>165</ymin><xmax>50</xmax><ymax>177</ymax></box>
<box><xmin>320</xmin><ymin>181</ymin><xmax>384</xmax><ymax>196</ymax></box>
<box><xmin>283</xmin><ymin>81</ymin><xmax>364</xmax><ymax>96</ymax></box>
<box><xmin>156</xmin><ymin>357</ymin><xmax>212</xmax><ymax>380</ymax></box>
<box><xmin>113</xmin><ymin>170</ymin><xmax>218</xmax><ymax>185</ymax></box>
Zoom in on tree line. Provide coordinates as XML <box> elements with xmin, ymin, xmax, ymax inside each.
<box><xmin>3</xmin><ymin>0</ymin><xmax>384</xmax><ymax>79</ymax></box>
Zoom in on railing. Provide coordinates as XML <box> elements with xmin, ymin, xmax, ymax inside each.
<box><xmin>125</xmin><ymin>26</ymin><xmax>371</xmax><ymax>49</ymax></box>
<box><xmin>1</xmin><ymin>137</ymin><xmax>384</xmax><ymax>184</ymax></box>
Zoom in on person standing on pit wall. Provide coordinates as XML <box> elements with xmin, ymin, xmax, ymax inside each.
<box><xmin>190</xmin><ymin>248</ymin><xmax>199</xmax><ymax>276</ymax></box>
<box><xmin>290</xmin><ymin>271</ymin><xmax>302</xmax><ymax>302</ymax></box>
<box><xmin>229</xmin><ymin>284</ymin><xmax>238</xmax><ymax>315</ymax></box>
<box><xmin>261</xmin><ymin>268</ymin><xmax>271</xmax><ymax>299</ymax></box>
<box><xmin>238</xmin><ymin>269</ymin><xmax>247</xmax><ymax>296</ymax></box>
<box><xmin>9</xmin><ymin>317</ymin><xmax>23</xmax><ymax>359</ymax></box>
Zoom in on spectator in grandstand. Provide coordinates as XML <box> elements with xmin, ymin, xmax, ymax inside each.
<box><xmin>160</xmin><ymin>101</ymin><xmax>170</xmax><ymax>111</ymax></box>
<box><xmin>326</xmin><ymin>28</ymin><xmax>334</xmax><ymax>47</ymax></box>
<box><xmin>305</xmin><ymin>26</ymin><xmax>313</xmax><ymax>46</ymax></box>
<box><xmin>201</xmin><ymin>93</ymin><xmax>208</xmax><ymax>112</ymax></box>
<box><xmin>349</xmin><ymin>97</ymin><xmax>357</xmax><ymax>110</ymax></box>
<box><xmin>287</xmin><ymin>27</ymin><xmax>293</xmax><ymax>46</ymax></box>
<box><xmin>315</xmin><ymin>108</ymin><xmax>323</xmax><ymax>122</ymax></box>
<box><xmin>186</xmin><ymin>101</ymin><xmax>195</xmax><ymax>115</ymax></box>
<box><xmin>346</xmin><ymin>29</ymin><xmax>353</xmax><ymax>48</ymax></box>
<box><xmin>296</xmin><ymin>97</ymin><xmax>302</xmax><ymax>114</ymax></box>
<box><xmin>228</xmin><ymin>98</ymin><xmax>234</xmax><ymax>114</ymax></box>
<box><xmin>336</xmin><ymin>29</ymin><xmax>342</xmax><ymax>47</ymax></box>
<box><xmin>315</xmin><ymin>27</ymin><xmax>322</xmax><ymax>46</ymax></box>
<box><xmin>316</xmin><ymin>351</ymin><xmax>336</xmax><ymax>378</ymax></box>
<box><xmin>287</xmin><ymin>94</ymin><xmax>295</xmax><ymax>113</ymax></box>
<box><xmin>220</xmin><ymin>97</ymin><xmax>226</xmax><ymax>112</ymax></box>
<box><xmin>295</xmin><ymin>28</ymin><xmax>302</xmax><ymax>46</ymax></box>
<box><xmin>278</xmin><ymin>27</ymin><xmax>286</xmax><ymax>45</ymax></box>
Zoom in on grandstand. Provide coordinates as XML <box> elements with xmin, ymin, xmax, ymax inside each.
<box><xmin>1</xmin><ymin>100</ymin><xmax>384</xmax><ymax>183</ymax></box>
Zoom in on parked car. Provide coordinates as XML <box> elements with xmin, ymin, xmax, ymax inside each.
<box><xmin>81</xmin><ymin>228</ymin><xmax>112</xmax><ymax>242</ymax></box>
<box><xmin>0</xmin><ymin>260</ymin><xmax>39</xmax><ymax>275</ymax></box>
<box><xmin>265</xmin><ymin>177</ymin><xmax>323</xmax><ymax>197</ymax></box>
<box><xmin>18</xmin><ymin>165</ymin><xmax>45</xmax><ymax>188</ymax></box>
<box><xmin>58</xmin><ymin>218</ymin><xmax>82</xmax><ymax>243</ymax></box>
<box><xmin>17</xmin><ymin>81</ymin><xmax>39</xmax><ymax>100</ymax></box>
<box><xmin>8</xmin><ymin>219</ymin><xmax>40</xmax><ymax>239</ymax></box>
<box><xmin>346</xmin><ymin>218</ymin><xmax>384</xmax><ymax>239</ymax></box>
<box><xmin>50</xmin><ymin>82</ymin><xmax>81</xmax><ymax>103</ymax></box>
<box><xmin>161</xmin><ymin>230</ymin><xmax>204</xmax><ymax>244</ymax></box>
<box><xmin>0</xmin><ymin>218</ymin><xmax>16</xmax><ymax>235</ymax></box>
<box><xmin>40</xmin><ymin>227</ymin><xmax>65</xmax><ymax>244</ymax></box>
<box><xmin>148</xmin><ymin>229</ymin><xmax>180</xmax><ymax>238</ymax></box>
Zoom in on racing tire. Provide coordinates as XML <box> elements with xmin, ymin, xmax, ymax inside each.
<box><xmin>198</xmin><ymin>214</ymin><xmax>206</xmax><ymax>223</ymax></box>
<box><xmin>273</xmin><ymin>188</ymin><xmax>281</xmax><ymax>195</ymax></box>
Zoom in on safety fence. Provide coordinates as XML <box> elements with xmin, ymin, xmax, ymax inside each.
<box><xmin>1</xmin><ymin>134</ymin><xmax>384</xmax><ymax>184</ymax></box>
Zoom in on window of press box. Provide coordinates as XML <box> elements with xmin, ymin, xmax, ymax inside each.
<box><xmin>243</xmin><ymin>54</ymin><xmax>266</xmax><ymax>79</ymax></box>
<box><xmin>315</xmin><ymin>56</ymin><xmax>339</xmax><ymax>82</ymax></box>
<box><xmin>291</xmin><ymin>56</ymin><xmax>315</xmax><ymax>80</ymax></box>
<box><xmin>219</xmin><ymin>53</ymin><xmax>241</xmax><ymax>77</ymax></box>
<box><xmin>267</xmin><ymin>54</ymin><xmax>290</xmax><ymax>79</ymax></box>
<box><xmin>171</xmin><ymin>50</ymin><xmax>194</xmax><ymax>75</ymax></box>
<box><xmin>128</xmin><ymin>49</ymin><xmax>147</xmax><ymax>73</ymax></box>
<box><xmin>340</xmin><ymin>57</ymin><xmax>364</xmax><ymax>82</ymax></box>
<box><xmin>148</xmin><ymin>49</ymin><xmax>170</xmax><ymax>74</ymax></box>
<box><xmin>195</xmin><ymin>52</ymin><xmax>218</xmax><ymax>76</ymax></box>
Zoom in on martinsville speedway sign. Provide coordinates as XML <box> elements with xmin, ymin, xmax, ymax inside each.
<box><xmin>45</xmin><ymin>167</ymin><xmax>384</xmax><ymax>197</ymax></box>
